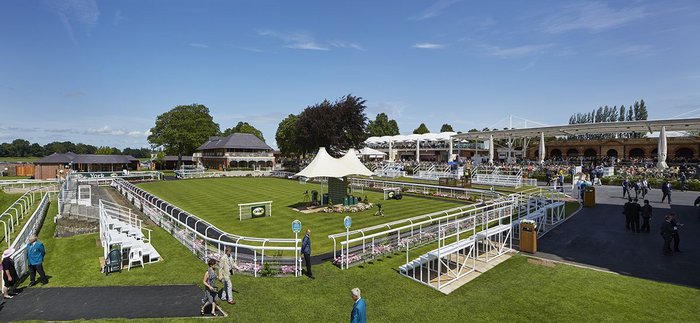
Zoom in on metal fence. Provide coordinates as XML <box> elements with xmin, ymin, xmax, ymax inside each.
<box><xmin>4</xmin><ymin>192</ymin><xmax>51</xmax><ymax>287</ymax></box>
<box><xmin>112</xmin><ymin>178</ymin><xmax>301</xmax><ymax>277</ymax></box>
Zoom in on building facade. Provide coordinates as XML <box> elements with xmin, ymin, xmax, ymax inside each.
<box><xmin>193</xmin><ymin>133</ymin><xmax>275</xmax><ymax>170</ymax></box>
<box><xmin>526</xmin><ymin>137</ymin><xmax>700</xmax><ymax>161</ymax></box>
<box><xmin>34</xmin><ymin>152</ymin><xmax>139</xmax><ymax>179</ymax></box>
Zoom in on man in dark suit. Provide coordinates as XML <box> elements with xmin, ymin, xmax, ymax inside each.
<box><xmin>640</xmin><ymin>200</ymin><xmax>652</xmax><ymax>233</ymax></box>
<box><xmin>623</xmin><ymin>198</ymin><xmax>633</xmax><ymax>230</ymax></box>
<box><xmin>661</xmin><ymin>180</ymin><xmax>672</xmax><ymax>204</ymax></box>
<box><xmin>301</xmin><ymin>229</ymin><xmax>314</xmax><ymax>279</ymax></box>
<box><xmin>660</xmin><ymin>215</ymin><xmax>674</xmax><ymax>255</ymax></box>
<box><xmin>350</xmin><ymin>287</ymin><xmax>367</xmax><ymax>323</ymax></box>
<box><xmin>694</xmin><ymin>196</ymin><xmax>700</xmax><ymax>219</ymax></box>
<box><xmin>629</xmin><ymin>198</ymin><xmax>641</xmax><ymax>233</ymax></box>
<box><xmin>670</xmin><ymin>213</ymin><xmax>682</xmax><ymax>253</ymax></box>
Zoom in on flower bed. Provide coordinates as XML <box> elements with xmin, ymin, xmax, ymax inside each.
<box><xmin>322</xmin><ymin>203</ymin><xmax>373</xmax><ymax>214</ymax></box>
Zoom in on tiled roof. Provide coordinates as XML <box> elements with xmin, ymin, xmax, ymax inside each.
<box><xmin>197</xmin><ymin>133</ymin><xmax>272</xmax><ymax>151</ymax></box>
<box><xmin>34</xmin><ymin>152</ymin><xmax>138</xmax><ymax>165</ymax></box>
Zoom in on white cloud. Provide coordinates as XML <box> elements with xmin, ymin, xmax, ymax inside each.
<box><xmin>47</xmin><ymin>0</ymin><xmax>100</xmax><ymax>43</ymax></box>
<box><xmin>189</xmin><ymin>43</ymin><xmax>209</xmax><ymax>49</ymax></box>
<box><xmin>330</xmin><ymin>41</ymin><xmax>365</xmax><ymax>51</ymax></box>
<box><xmin>85</xmin><ymin>126</ymin><xmax>148</xmax><ymax>138</ymax></box>
<box><xmin>413</xmin><ymin>42</ymin><xmax>444</xmax><ymax>49</ymax></box>
<box><xmin>257</xmin><ymin>30</ymin><xmax>363</xmax><ymax>51</ymax></box>
<box><xmin>411</xmin><ymin>0</ymin><xmax>461</xmax><ymax>21</ymax></box>
<box><xmin>479</xmin><ymin>43</ymin><xmax>553</xmax><ymax>59</ymax></box>
<box><xmin>601</xmin><ymin>44</ymin><xmax>653</xmax><ymax>57</ymax></box>
<box><xmin>542</xmin><ymin>2</ymin><xmax>647</xmax><ymax>34</ymax></box>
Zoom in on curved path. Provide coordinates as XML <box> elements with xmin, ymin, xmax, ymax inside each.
<box><xmin>0</xmin><ymin>285</ymin><xmax>208</xmax><ymax>321</ymax></box>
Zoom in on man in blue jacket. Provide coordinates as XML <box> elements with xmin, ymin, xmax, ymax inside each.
<box><xmin>27</xmin><ymin>235</ymin><xmax>48</xmax><ymax>286</ymax></box>
<box><xmin>350</xmin><ymin>287</ymin><xmax>366</xmax><ymax>323</ymax></box>
<box><xmin>301</xmin><ymin>229</ymin><xmax>314</xmax><ymax>279</ymax></box>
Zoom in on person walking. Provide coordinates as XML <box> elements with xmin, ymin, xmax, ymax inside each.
<box><xmin>622</xmin><ymin>178</ymin><xmax>630</xmax><ymax>199</ymax></box>
<box><xmin>661</xmin><ymin>180</ymin><xmax>672</xmax><ymax>205</ymax></box>
<box><xmin>2</xmin><ymin>248</ymin><xmax>18</xmax><ymax>299</ymax></box>
<box><xmin>695</xmin><ymin>195</ymin><xmax>700</xmax><ymax>219</ymax></box>
<box><xmin>640</xmin><ymin>200</ymin><xmax>652</xmax><ymax>233</ymax></box>
<box><xmin>670</xmin><ymin>213</ymin><xmax>682</xmax><ymax>253</ymax></box>
<box><xmin>679</xmin><ymin>172</ymin><xmax>688</xmax><ymax>192</ymax></box>
<box><xmin>27</xmin><ymin>235</ymin><xmax>47</xmax><ymax>286</ymax></box>
<box><xmin>660</xmin><ymin>215</ymin><xmax>674</xmax><ymax>255</ymax></box>
<box><xmin>218</xmin><ymin>249</ymin><xmax>235</xmax><ymax>305</ymax></box>
<box><xmin>201</xmin><ymin>258</ymin><xmax>220</xmax><ymax>316</ymax></box>
<box><xmin>350</xmin><ymin>287</ymin><xmax>367</xmax><ymax>323</ymax></box>
<box><xmin>629</xmin><ymin>198</ymin><xmax>641</xmax><ymax>233</ymax></box>
<box><xmin>301</xmin><ymin>229</ymin><xmax>314</xmax><ymax>279</ymax></box>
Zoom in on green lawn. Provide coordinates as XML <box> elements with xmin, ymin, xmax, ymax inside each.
<box><xmin>0</xmin><ymin>156</ymin><xmax>39</xmax><ymax>163</ymax></box>
<box><xmin>19</xmin><ymin>198</ymin><xmax>207</xmax><ymax>289</ymax></box>
<box><xmin>26</xmin><ymin>195</ymin><xmax>700</xmax><ymax>322</ymax></box>
<box><xmin>137</xmin><ymin>177</ymin><xmax>469</xmax><ymax>255</ymax></box>
<box><xmin>55</xmin><ymin>252</ymin><xmax>700</xmax><ymax>323</ymax></box>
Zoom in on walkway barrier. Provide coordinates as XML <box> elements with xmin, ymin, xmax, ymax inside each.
<box><xmin>4</xmin><ymin>192</ymin><xmax>50</xmax><ymax>285</ymax></box>
<box><xmin>328</xmin><ymin>196</ymin><xmax>515</xmax><ymax>269</ymax></box>
<box><xmin>348</xmin><ymin>178</ymin><xmax>501</xmax><ymax>202</ymax></box>
<box><xmin>0</xmin><ymin>179</ymin><xmax>59</xmax><ymax>193</ymax></box>
<box><xmin>1</xmin><ymin>188</ymin><xmax>47</xmax><ymax>247</ymax></box>
<box><xmin>111</xmin><ymin>178</ymin><xmax>301</xmax><ymax>277</ymax></box>
<box><xmin>471</xmin><ymin>165</ymin><xmax>524</xmax><ymax>188</ymax></box>
<box><xmin>399</xmin><ymin>200</ymin><xmax>513</xmax><ymax>290</ymax></box>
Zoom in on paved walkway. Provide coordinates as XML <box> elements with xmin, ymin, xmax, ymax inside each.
<box><xmin>535</xmin><ymin>185</ymin><xmax>700</xmax><ymax>288</ymax></box>
<box><xmin>0</xmin><ymin>285</ymin><xmax>207</xmax><ymax>321</ymax></box>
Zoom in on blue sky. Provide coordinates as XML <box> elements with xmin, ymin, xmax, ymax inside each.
<box><xmin>1</xmin><ymin>0</ymin><xmax>699</xmax><ymax>149</ymax></box>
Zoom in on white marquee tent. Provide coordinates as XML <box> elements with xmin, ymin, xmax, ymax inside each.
<box><xmin>295</xmin><ymin>147</ymin><xmax>374</xmax><ymax>178</ymax></box>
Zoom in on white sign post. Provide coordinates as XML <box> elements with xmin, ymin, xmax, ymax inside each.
<box><xmin>344</xmin><ymin>216</ymin><xmax>352</xmax><ymax>269</ymax></box>
<box><xmin>292</xmin><ymin>220</ymin><xmax>302</xmax><ymax>277</ymax></box>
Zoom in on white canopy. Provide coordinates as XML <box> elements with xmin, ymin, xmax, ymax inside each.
<box><xmin>358</xmin><ymin>147</ymin><xmax>386</xmax><ymax>157</ymax></box>
<box><xmin>296</xmin><ymin>147</ymin><xmax>374</xmax><ymax>178</ymax></box>
<box><xmin>339</xmin><ymin>149</ymin><xmax>376</xmax><ymax>176</ymax></box>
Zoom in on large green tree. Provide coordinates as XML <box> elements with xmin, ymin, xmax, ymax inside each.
<box><xmin>295</xmin><ymin>94</ymin><xmax>368</xmax><ymax>156</ymax></box>
<box><xmin>275</xmin><ymin>114</ymin><xmax>300</xmax><ymax>156</ymax></box>
<box><xmin>367</xmin><ymin>113</ymin><xmax>400</xmax><ymax>137</ymax></box>
<box><xmin>222</xmin><ymin>122</ymin><xmax>265</xmax><ymax>141</ymax></box>
<box><xmin>413</xmin><ymin>123</ymin><xmax>430</xmax><ymax>134</ymax></box>
<box><xmin>148</xmin><ymin>103</ymin><xmax>220</xmax><ymax>167</ymax></box>
<box><xmin>440</xmin><ymin>123</ymin><xmax>454</xmax><ymax>132</ymax></box>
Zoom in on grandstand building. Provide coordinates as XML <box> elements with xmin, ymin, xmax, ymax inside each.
<box><xmin>33</xmin><ymin>152</ymin><xmax>139</xmax><ymax>179</ymax></box>
<box><xmin>366</xmin><ymin>132</ymin><xmax>700</xmax><ymax>163</ymax></box>
<box><xmin>193</xmin><ymin>133</ymin><xmax>275</xmax><ymax>170</ymax></box>
<box><xmin>526</xmin><ymin>136</ymin><xmax>700</xmax><ymax>161</ymax></box>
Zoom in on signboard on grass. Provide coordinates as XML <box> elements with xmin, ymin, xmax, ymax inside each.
<box><xmin>251</xmin><ymin>205</ymin><xmax>267</xmax><ymax>218</ymax></box>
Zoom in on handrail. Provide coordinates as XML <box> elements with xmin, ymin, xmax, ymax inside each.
<box><xmin>113</xmin><ymin>178</ymin><xmax>299</xmax><ymax>251</ymax></box>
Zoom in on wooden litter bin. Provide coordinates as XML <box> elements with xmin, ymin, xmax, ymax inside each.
<box><xmin>519</xmin><ymin>221</ymin><xmax>537</xmax><ymax>254</ymax></box>
<box><xmin>583</xmin><ymin>186</ymin><xmax>596</xmax><ymax>207</ymax></box>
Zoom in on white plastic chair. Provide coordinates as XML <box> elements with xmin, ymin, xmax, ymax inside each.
<box><xmin>128</xmin><ymin>248</ymin><xmax>144</xmax><ymax>270</ymax></box>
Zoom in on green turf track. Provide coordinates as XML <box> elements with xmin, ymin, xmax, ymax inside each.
<box><xmin>137</xmin><ymin>177</ymin><xmax>469</xmax><ymax>255</ymax></box>
<box><xmin>30</xmin><ymin>195</ymin><xmax>700</xmax><ymax>322</ymax></box>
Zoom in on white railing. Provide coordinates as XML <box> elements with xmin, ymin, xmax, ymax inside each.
<box><xmin>112</xmin><ymin>178</ymin><xmax>302</xmax><ymax>277</ymax></box>
<box><xmin>1</xmin><ymin>188</ymin><xmax>46</xmax><ymax>247</ymax></box>
<box><xmin>348</xmin><ymin>178</ymin><xmax>501</xmax><ymax>202</ymax></box>
<box><xmin>6</xmin><ymin>192</ymin><xmax>50</xmax><ymax>281</ymax></box>
<box><xmin>472</xmin><ymin>166</ymin><xmax>524</xmax><ymax>187</ymax></box>
<box><xmin>329</xmin><ymin>186</ymin><xmax>568</xmax><ymax>269</ymax></box>
<box><xmin>328</xmin><ymin>196</ymin><xmax>516</xmax><ymax>268</ymax></box>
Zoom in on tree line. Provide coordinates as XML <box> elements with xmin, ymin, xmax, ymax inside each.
<box><xmin>567</xmin><ymin>99</ymin><xmax>649</xmax><ymax>139</ymax></box>
<box><xmin>0</xmin><ymin>139</ymin><xmax>151</xmax><ymax>158</ymax></box>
